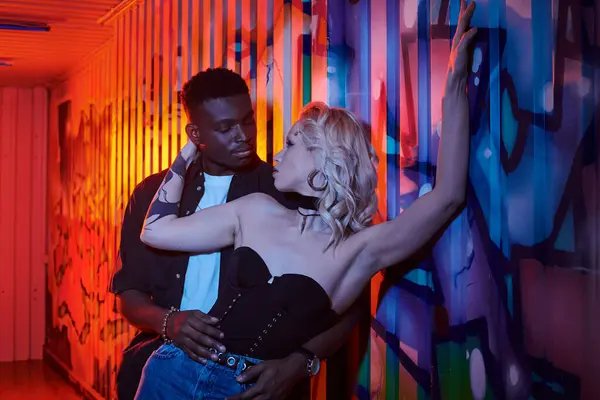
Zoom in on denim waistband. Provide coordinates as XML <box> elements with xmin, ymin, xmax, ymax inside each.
<box><xmin>154</xmin><ymin>344</ymin><xmax>263</xmax><ymax>374</ymax></box>
<box><xmin>208</xmin><ymin>347</ymin><xmax>262</xmax><ymax>372</ymax></box>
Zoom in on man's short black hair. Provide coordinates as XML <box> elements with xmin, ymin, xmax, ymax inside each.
<box><xmin>180</xmin><ymin>68</ymin><xmax>250</xmax><ymax>118</ymax></box>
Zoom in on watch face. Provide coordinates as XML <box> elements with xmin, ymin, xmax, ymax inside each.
<box><xmin>309</xmin><ymin>357</ymin><xmax>320</xmax><ymax>376</ymax></box>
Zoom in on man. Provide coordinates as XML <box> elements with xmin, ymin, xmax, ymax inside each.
<box><xmin>110</xmin><ymin>68</ymin><xmax>362</xmax><ymax>399</ymax></box>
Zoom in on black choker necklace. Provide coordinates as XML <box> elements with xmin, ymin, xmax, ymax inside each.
<box><xmin>298</xmin><ymin>209</ymin><xmax>320</xmax><ymax>233</ymax></box>
<box><xmin>286</xmin><ymin>194</ymin><xmax>319</xmax><ymax>211</ymax></box>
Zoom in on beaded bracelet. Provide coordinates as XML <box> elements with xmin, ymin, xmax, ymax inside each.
<box><xmin>161</xmin><ymin>306</ymin><xmax>179</xmax><ymax>344</ymax></box>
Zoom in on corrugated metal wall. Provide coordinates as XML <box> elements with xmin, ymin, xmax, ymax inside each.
<box><xmin>0</xmin><ymin>87</ymin><xmax>48</xmax><ymax>362</ymax></box>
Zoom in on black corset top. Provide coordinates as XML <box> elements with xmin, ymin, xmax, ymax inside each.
<box><xmin>208</xmin><ymin>246</ymin><xmax>340</xmax><ymax>360</ymax></box>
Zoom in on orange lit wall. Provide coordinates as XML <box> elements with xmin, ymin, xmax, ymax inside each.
<box><xmin>0</xmin><ymin>87</ymin><xmax>48</xmax><ymax>362</ymax></box>
<box><xmin>46</xmin><ymin>0</ymin><xmax>599</xmax><ymax>399</ymax></box>
<box><xmin>47</xmin><ymin>41</ymin><xmax>121</xmax><ymax>398</ymax></box>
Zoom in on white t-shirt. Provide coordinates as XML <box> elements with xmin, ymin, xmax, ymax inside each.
<box><xmin>179</xmin><ymin>173</ymin><xmax>234</xmax><ymax>313</ymax></box>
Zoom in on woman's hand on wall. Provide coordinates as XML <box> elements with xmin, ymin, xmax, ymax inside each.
<box><xmin>445</xmin><ymin>0</ymin><xmax>478</xmax><ymax>96</ymax></box>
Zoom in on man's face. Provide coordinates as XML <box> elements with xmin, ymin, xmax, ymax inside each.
<box><xmin>186</xmin><ymin>94</ymin><xmax>257</xmax><ymax>174</ymax></box>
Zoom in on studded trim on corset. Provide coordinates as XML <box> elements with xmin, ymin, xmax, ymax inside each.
<box><xmin>216</xmin><ymin>291</ymin><xmax>286</xmax><ymax>357</ymax></box>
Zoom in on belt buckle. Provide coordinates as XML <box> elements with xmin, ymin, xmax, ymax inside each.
<box><xmin>226</xmin><ymin>356</ymin><xmax>236</xmax><ymax>367</ymax></box>
<box><xmin>210</xmin><ymin>349</ymin><xmax>251</xmax><ymax>371</ymax></box>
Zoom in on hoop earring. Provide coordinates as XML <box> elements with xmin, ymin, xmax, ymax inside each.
<box><xmin>307</xmin><ymin>170</ymin><xmax>327</xmax><ymax>191</ymax></box>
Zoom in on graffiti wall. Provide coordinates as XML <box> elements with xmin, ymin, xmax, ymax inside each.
<box><xmin>46</xmin><ymin>0</ymin><xmax>599</xmax><ymax>399</ymax></box>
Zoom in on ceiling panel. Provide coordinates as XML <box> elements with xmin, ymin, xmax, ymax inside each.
<box><xmin>0</xmin><ymin>0</ymin><xmax>121</xmax><ymax>87</ymax></box>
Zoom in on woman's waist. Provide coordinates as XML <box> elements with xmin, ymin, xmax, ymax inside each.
<box><xmin>217</xmin><ymin>313</ymin><xmax>335</xmax><ymax>360</ymax></box>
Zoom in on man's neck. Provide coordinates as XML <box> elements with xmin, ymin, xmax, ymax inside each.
<box><xmin>201</xmin><ymin>158</ymin><xmax>235</xmax><ymax>176</ymax></box>
<box><xmin>200</xmin><ymin>154</ymin><xmax>261</xmax><ymax>176</ymax></box>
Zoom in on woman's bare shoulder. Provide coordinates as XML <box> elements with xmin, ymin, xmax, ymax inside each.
<box><xmin>236</xmin><ymin>192</ymin><xmax>289</xmax><ymax>216</ymax></box>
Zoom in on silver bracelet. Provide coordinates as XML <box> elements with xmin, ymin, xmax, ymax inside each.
<box><xmin>161</xmin><ymin>306</ymin><xmax>179</xmax><ymax>344</ymax></box>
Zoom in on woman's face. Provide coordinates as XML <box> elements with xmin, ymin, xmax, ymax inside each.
<box><xmin>273</xmin><ymin>128</ymin><xmax>317</xmax><ymax>196</ymax></box>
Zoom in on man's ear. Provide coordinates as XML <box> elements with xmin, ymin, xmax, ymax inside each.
<box><xmin>185</xmin><ymin>123</ymin><xmax>201</xmax><ymax>145</ymax></box>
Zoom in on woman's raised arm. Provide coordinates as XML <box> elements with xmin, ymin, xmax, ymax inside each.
<box><xmin>140</xmin><ymin>141</ymin><xmax>239</xmax><ymax>253</ymax></box>
<box><xmin>353</xmin><ymin>0</ymin><xmax>477</xmax><ymax>274</ymax></box>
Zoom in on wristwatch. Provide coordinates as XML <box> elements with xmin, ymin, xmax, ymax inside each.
<box><xmin>295</xmin><ymin>347</ymin><xmax>321</xmax><ymax>377</ymax></box>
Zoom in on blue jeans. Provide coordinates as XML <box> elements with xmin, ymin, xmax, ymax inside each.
<box><xmin>134</xmin><ymin>344</ymin><xmax>261</xmax><ymax>399</ymax></box>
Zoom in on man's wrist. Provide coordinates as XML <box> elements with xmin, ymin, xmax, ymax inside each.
<box><xmin>160</xmin><ymin>307</ymin><xmax>179</xmax><ymax>343</ymax></box>
<box><xmin>148</xmin><ymin>307</ymin><xmax>166</xmax><ymax>334</ymax></box>
<box><xmin>287</xmin><ymin>352</ymin><xmax>312</xmax><ymax>378</ymax></box>
<box><xmin>291</xmin><ymin>347</ymin><xmax>321</xmax><ymax>377</ymax></box>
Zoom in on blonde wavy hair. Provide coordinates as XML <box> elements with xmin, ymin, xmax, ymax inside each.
<box><xmin>291</xmin><ymin>102</ymin><xmax>379</xmax><ymax>249</ymax></box>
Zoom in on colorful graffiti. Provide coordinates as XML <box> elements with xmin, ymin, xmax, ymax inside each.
<box><xmin>47</xmin><ymin>0</ymin><xmax>598</xmax><ymax>399</ymax></box>
<box><xmin>49</xmin><ymin>83</ymin><xmax>126</xmax><ymax>397</ymax></box>
<box><xmin>360</xmin><ymin>0</ymin><xmax>599</xmax><ymax>398</ymax></box>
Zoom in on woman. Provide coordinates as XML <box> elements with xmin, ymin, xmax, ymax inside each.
<box><xmin>135</xmin><ymin>2</ymin><xmax>477</xmax><ymax>398</ymax></box>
